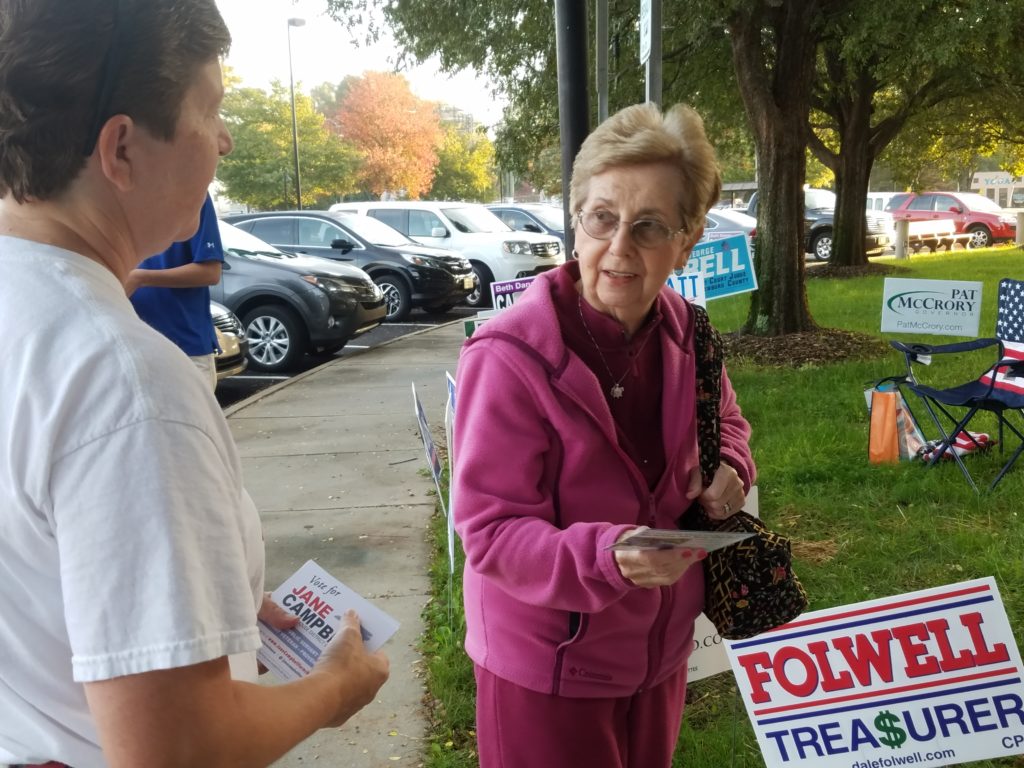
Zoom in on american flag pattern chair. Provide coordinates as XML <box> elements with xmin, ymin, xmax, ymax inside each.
<box><xmin>890</xmin><ymin>278</ymin><xmax>1024</xmax><ymax>491</ymax></box>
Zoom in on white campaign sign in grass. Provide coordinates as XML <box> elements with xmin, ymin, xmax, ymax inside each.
<box><xmin>881</xmin><ymin>278</ymin><xmax>983</xmax><ymax>337</ymax></box>
<box><xmin>725</xmin><ymin>577</ymin><xmax>1024</xmax><ymax>768</ymax></box>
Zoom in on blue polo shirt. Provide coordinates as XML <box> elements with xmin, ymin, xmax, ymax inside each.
<box><xmin>131</xmin><ymin>196</ymin><xmax>223</xmax><ymax>357</ymax></box>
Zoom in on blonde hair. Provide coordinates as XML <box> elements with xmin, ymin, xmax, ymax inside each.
<box><xmin>569</xmin><ymin>103</ymin><xmax>722</xmax><ymax>234</ymax></box>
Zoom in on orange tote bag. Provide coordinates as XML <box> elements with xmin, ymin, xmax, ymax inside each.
<box><xmin>869</xmin><ymin>389</ymin><xmax>900</xmax><ymax>464</ymax></box>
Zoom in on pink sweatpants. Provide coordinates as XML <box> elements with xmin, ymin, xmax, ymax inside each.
<box><xmin>473</xmin><ymin>664</ymin><xmax>688</xmax><ymax>768</ymax></box>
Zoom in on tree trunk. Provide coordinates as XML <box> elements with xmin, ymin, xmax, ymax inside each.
<box><xmin>826</xmin><ymin>71</ymin><xmax>874</xmax><ymax>268</ymax></box>
<box><xmin>831</xmin><ymin>145</ymin><xmax>873</xmax><ymax>267</ymax></box>
<box><xmin>729</xmin><ymin>4</ymin><xmax>819</xmax><ymax>335</ymax></box>
<box><xmin>746</xmin><ymin>131</ymin><xmax>815</xmax><ymax>335</ymax></box>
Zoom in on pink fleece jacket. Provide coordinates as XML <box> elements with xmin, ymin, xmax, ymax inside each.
<box><xmin>453</xmin><ymin>267</ymin><xmax>755</xmax><ymax>698</ymax></box>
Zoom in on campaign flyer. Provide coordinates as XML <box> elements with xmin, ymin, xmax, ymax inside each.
<box><xmin>257</xmin><ymin>559</ymin><xmax>400</xmax><ymax>682</ymax></box>
<box><xmin>606</xmin><ymin>528</ymin><xmax>754</xmax><ymax>552</ymax></box>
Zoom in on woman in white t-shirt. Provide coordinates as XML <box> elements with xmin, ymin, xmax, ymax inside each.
<box><xmin>0</xmin><ymin>2</ymin><xmax>388</xmax><ymax>766</ymax></box>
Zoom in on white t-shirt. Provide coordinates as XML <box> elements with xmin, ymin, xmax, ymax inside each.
<box><xmin>0</xmin><ymin>237</ymin><xmax>265</xmax><ymax>767</ymax></box>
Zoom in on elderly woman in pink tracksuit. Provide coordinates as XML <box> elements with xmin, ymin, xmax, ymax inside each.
<box><xmin>452</xmin><ymin>102</ymin><xmax>756</xmax><ymax>768</ymax></box>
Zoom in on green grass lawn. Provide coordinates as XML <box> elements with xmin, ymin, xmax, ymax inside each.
<box><xmin>421</xmin><ymin>246</ymin><xmax>1024</xmax><ymax>768</ymax></box>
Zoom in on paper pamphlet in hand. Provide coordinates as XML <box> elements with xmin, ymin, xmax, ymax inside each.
<box><xmin>606</xmin><ymin>529</ymin><xmax>754</xmax><ymax>552</ymax></box>
<box><xmin>257</xmin><ymin>559</ymin><xmax>400</xmax><ymax>682</ymax></box>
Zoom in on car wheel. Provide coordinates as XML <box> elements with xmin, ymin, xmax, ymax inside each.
<box><xmin>422</xmin><ymin>303</ymin><xmax>457</xmax><ymax>316</ymax></box>
<box><xmin>966</xmin><ymin>225</ymin><xmax>992</xmax><ymax>249</ymax></box>
<box><xmin>810</xmin><ymin>230</ymin><xmax>833</xmax><ymax>262</ymax></box>
<box><xmin>242</xmin><ymin>305</ymin><xmax>307</xmax><ymax>373</ymax></box>
<box><xmin>376</xmin><ymin>276</ymin><xmax>412</xmax><ymax>322</ymax></box>
<box><xmin>464</xmin><ymin>263</ymin><xmax>493</xmax><ymax>308</ymax></box>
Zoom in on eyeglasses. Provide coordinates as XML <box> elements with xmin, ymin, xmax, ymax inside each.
<box><xmin>576</xmin><ymin>209</ymin><xmax>687</xmax><ymax>249</ymax></box>
<box><xmin>82</xmin><ymin>0</ymin><xmax>124</xmax><ymax>156</ymax></box>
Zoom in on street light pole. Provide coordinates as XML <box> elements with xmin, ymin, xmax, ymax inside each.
<box><xmin>287</xmin><ymin>17</ymin><xmax>305</xmax><ymax>210</ymax></box>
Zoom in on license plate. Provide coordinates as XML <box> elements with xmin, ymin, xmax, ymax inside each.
<box><xmin>463</xmin><ymin>277</ymin><xmax>474</xmax><ymax>289</ymax></box>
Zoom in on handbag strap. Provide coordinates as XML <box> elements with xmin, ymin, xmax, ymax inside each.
<box><xmin>690</xmin><ymin>303</ymin><xmax>725</xmax><ymax>486</ymax></box>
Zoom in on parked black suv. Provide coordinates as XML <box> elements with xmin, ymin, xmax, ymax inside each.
<box><xmin>223</xmin><ymin>211</ymin><xmax>476</xmax><ymax>321</ymax></box>
<box><xmin>746</xmin><ymin>188</ymin><xmax>890</xmax><ymax>261</ymax></box>
<box><xmin>216</xmin><ymin>221</ymin><xmax>385</xmax><ymax>372</ymax></box>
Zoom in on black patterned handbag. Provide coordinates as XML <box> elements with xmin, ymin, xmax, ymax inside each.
<box><xmin>679</xmin><ymin>304</ymin><xmax>808</xmax><ymax>640</ymax></box>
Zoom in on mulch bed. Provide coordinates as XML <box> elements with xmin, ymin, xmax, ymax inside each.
<box><xmin>806</xmin><ymin>262</ymin><xmax>907</xmax><ymax>279</ymax></box>
<box><xmin>723</xmin><ymin>327</ymin><xmax>890</xmax><ymax>367</ymax></box>
<box><xmin>722</xmin><ymin>262</ymin><xmax>905</xmax><ymax>366</ymax></box>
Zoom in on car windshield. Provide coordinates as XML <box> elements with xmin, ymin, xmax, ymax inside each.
<box><xmin>332</xmin><ymin>212</ymin><xmax>412</xmax><ymax>246</ymax></box>
<box><xmin>955</xmin><ymin>193</ymin><xmax>1005</xmax><ymax>213</ymax></box>
<box><xmin>805</xmin><ymin>189</ymin><xmax>836</xmax><ymax>209</ymax></box>
<box><xmin>528</xmin><ymin>206</ymin><xmax>565</xmax><ymax>231</ymax></box>
<box><xmin>441</xmin><ymin>206</ymin><xmax>513</xmax><ymax>234</ymax></box>
<box><xmin>218</xmin><ymin>222</ymin><xmax>296</xmax><ymax>259</ymax></box>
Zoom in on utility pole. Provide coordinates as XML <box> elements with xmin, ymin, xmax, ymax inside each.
<box><xmin>287</xmin><ymin>17</ymin><xmax>305</xmax><ymax>209</ymax></box>
<box><xmin>553</xmin><ymin>0</ymin><xmax>590</xmax><ymax>253</ymax></box>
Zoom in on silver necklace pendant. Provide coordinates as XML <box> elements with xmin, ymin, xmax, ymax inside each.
<box><xmin>611</xmin><ymin>384</ymin><xmax>625</xmax><ymax>399</ymax></box>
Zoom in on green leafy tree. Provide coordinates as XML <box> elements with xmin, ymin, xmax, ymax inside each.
<box><xmin>322</xmin><ymin>0</ymin><xmax>817</xmax><ymax>334</ymax></box>
<box><xmin>319</xmin><ymin>0</ymin><xmax>1024</xmax><ymax>333</ymax></box>
<box><xmin>809</xmin><ymin>0</ymin><xmax>1024</xmax><ymax>266</ymax></box>
<box><xmin>877</xmin><ymin>105</ymin><xmax>1024</xmax><ymax>192</ymax></box>
<box><xmin>311</xmin><ymin>77</ymin><xmax>359</xmax><ymax>128</ymax></box>
<box><xmin>719</xmin><ymin>1</ymin><xmax>837</xmax><ymax>334</ymax></box>
<box><xmin>218</xmin><ymin>83</ymin><xmax>360</xmax><ymax>210</ymax></box>
<box><xmin>429</xmin><ymin>124</ymin><xmax>497</xmax><ymax>201</ymax></box>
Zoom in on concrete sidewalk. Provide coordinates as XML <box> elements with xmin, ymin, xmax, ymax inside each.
<box><xmin>225</xmin><ymin>320</ymin><xmax>466</xmax><ymax>767</ymax></box>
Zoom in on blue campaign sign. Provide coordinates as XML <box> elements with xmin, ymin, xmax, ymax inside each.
<box><xmin>683</xmin><ymin>234</ymin><xmax>757</xmax><ymax>300</ymax></box>
<box><xmin>665</xmin><ymin>272</ymin><xmax>706</xmax><ymax>307</ymax></box>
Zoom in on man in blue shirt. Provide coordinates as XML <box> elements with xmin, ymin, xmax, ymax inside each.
<box><xmin>128</xmin><ymin>194</ymin><xmax>223</xmax><ymax>389</ymax></box>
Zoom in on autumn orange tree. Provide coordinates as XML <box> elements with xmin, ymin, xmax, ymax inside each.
<box><xmin>333</xmin><ymin>72</ymin><xmax>442</xmax><ymax>199</ymax></box>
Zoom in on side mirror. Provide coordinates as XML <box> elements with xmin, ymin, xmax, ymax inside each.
<box><xmin>430</xmin><ymin>226</ymin><xmax>449</xmax><ymax>238</ymax></box>
<box><xmin>949</xmin><ymin>205</ymin><xmax>963</xmax><ymax>214</ymax></box>
<box><xmin>330</xmin><ymin>238</ymin><xmax>355</xmax><ymax>253</ymax></box>
<box><xmin>523</xmin><ymin>223</ymin><xmax>543</xmax><ymax>233</ymax></box>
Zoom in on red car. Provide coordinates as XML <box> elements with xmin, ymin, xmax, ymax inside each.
<box><xmin>885</xmin><ymin>191</ymin><xmax>1017</xmax><ymax>248</ymax></box>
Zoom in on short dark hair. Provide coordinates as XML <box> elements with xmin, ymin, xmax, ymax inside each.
<box><xmin>0</xmin><ymin>0</ymin><xmax>231</xmax><ymax>202</ymax></box>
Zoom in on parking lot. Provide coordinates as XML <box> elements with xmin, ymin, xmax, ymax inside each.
<box><xmin>215</xmin><ymin>305</ymin><xmax>476</xmax><ymax>408</ymax></box>
<box><xmin>215</xmin><ymin>239</ymin><xmax>910</xmax><ymax>411</ymax></box>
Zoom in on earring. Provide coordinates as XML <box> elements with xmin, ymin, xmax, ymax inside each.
<box><xmin>571</xmin><ymin>249</ymin><xmax>579</xmax><ymax>260</ymax></box>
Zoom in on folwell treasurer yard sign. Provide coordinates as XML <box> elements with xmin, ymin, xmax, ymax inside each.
<box><xmin>725</xmin><ymin>578</ymin><xmax>1024</xmax><ymax>768</ymax></box>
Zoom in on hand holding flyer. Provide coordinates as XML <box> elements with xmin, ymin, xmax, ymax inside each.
<box><xmin>258</xmin><ymin>560</ymin><xmax>400</xmax><ymax>682</ymax></box>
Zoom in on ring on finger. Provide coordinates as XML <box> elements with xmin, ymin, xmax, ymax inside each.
<box><xmin>723</xmin><ymin>501</ymin><xmax>732</xmax><ymax>516</ymax></box>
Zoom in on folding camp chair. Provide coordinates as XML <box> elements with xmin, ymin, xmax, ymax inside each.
<box><xmin>890</xmin><ymin>278</ymin><xmax>1024</xmax><ymax>491</ymax></box>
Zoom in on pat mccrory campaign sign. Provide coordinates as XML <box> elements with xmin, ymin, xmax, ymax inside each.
<box><xmin>725</xmin><ymin>578</ymin><xmax>1024</xmax><ymax>768</ymax></box>
<box><xmin>881</xmin><ymin>278</ymin><xmax>982</xmax><ymax>337</ymax></box>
